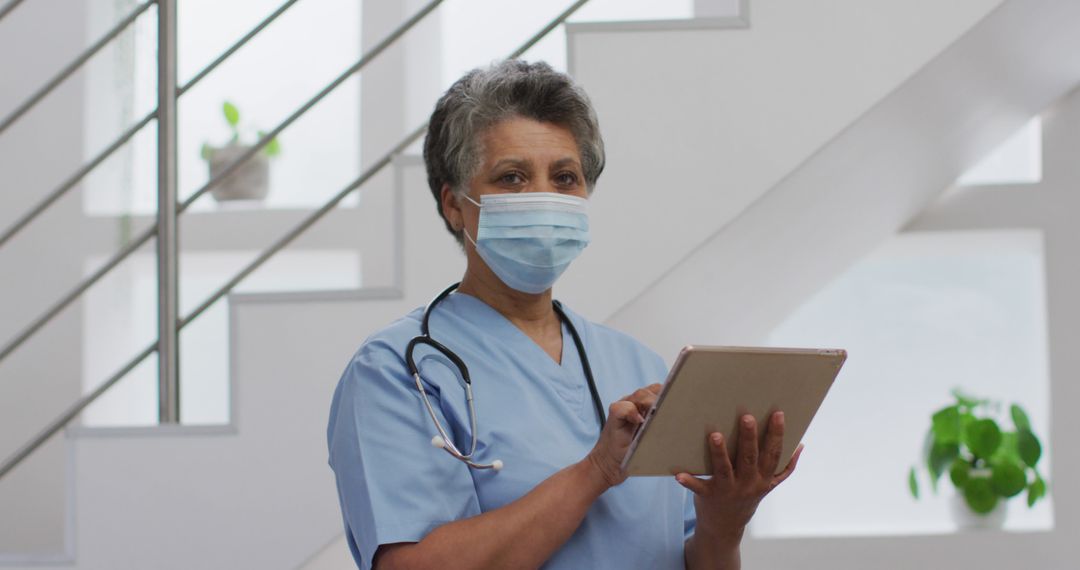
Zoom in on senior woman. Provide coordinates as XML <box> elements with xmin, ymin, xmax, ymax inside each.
<box><xmin>327</xmin><ymin>60</ymin><xmax>800</xmax><ymax>570</ymax></box>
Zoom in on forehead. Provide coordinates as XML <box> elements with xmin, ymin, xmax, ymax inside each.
<box><xmin>478</xmin><ymin>116</ymin><xmax>581</xmax><ymax>165</ymax></box>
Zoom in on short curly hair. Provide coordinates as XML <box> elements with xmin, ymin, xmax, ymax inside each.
<box><xmin>422</xmin><ymin>60</ymin><xmax>605</xmax><ymax>242</ymax></box>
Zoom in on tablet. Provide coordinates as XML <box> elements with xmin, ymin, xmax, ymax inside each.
<box><xmin>622</xmin><ymin>345</ymin><xmax>846</xmax><ymax>477</ymax></box>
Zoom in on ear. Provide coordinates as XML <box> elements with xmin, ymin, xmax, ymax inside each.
<box><xmin>440</xmin><ymin>184</ymin><xmax>463</xmax><ymax>231</ymax></box>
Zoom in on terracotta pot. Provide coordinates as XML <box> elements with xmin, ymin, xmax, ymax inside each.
<box><xmin>206</xmin><ymin>143</ymin><xmax>270</xmax><ymax>201</ymax></box>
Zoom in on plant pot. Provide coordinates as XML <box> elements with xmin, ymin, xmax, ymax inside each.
<box><xmin>950</xmin><ymin>492</ymin><xmax>1008</xmax><ymax>530</ymax></box>
<box><xmin>206</xmin><ymin>143</ymin><xmax>270</xmax><ymax>201</ymax></box>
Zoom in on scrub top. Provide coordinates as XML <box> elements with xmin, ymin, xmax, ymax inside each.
<box><xmin>327</xmin><ymin>292</ymin><xmax>696</xmax><ymax>569</ymax></box>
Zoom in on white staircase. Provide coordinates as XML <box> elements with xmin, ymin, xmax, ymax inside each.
<box><xmin>5</xmin><ymin>0</ymin><xmax>1080</xmax><ymax>567</ymax></box>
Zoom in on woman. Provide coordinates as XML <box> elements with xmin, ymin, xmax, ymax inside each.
<box><xmin>327</xmin><ymin>60</ymin><xmax>800</xmax><ymax>570</ymax></box>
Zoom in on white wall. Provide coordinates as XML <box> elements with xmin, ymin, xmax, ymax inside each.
<box><xmin>559</xmin><ymin>0</ymin><xmax>1007</xmax><ymax>328</ymax></box>
<box><xmin>0</xmin><ymin>0</ymin><xmax>87</xmax><ymax>557</ymax></box>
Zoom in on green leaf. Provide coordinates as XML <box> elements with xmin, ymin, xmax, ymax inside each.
<box><xmin>963</xmin><ymin>477</ymin><xmax>999</xmax><ymax>514</ymax></box>
<box><xmin>1016</xmin><ymin>429</ymin><xmax>1042</xmax><ymax>468</ymax></box>
<box><xmin>258</xmin><ymin>130</ymin><xmax>281</xmax><ymax>157</ymax></box>
<box><xmin>223</xmin><ymin>101</ymin><xmax>240</xmax><ymax>128</ymax></box>
<box><xmin>991</xmin><ymin>431</ymin><xmax>1020</xmax><ymax>465</ymax></box>
<box><xmin>928</xmin><ymin>441</ymin><xmax>959</xmax><ymax>487</ymax></box>
<box><xmin>990</xmin><ymin>461</ymin><xmax>1027</xmax><ymax>498</ymax></box>
<box><xmin>932</xmin><ymin>406</ymin><xmax>962</xmax><ymax>444</ymax></box>
<box><xmin>1027</xmin><ymin>474</ymin><xmax>1047</xmax><ymax>507</ymax></box>
<box><xmin>965</xmin><ymin>418</ymin><xmax>1002</xmax><ymax>459</ymax></box>
<box><xmin>949</xmin><ymin>459</ymin><xmax>970</xmax><ymax>489</ymax></box>
<box><xmin>1010</xmin><ymin>404</ymin><xmax>1032</xmax><ymax>431</ymax></box>
<box><xmin>200</xmin><ymin>143</ymin><xmax>213</xmax><ymax>161</ymax></box>
<box><xmin>952</xmin><ymin>389</ymin><xmax>985</xmax><ymax>410</ymax></box>
<box><xmin>908</xmin><ymin>467</ymin><xmax>920</xmax><ymax>500</ymax></box>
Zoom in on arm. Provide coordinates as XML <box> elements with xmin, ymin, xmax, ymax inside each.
<box><xmin>377</xmin><ymin>386</ymin><xmax>661</xmax><ymax>570</ymax></box>
<box><xmin>681</xmin><ymin>412</ymin><xmax>802</xmax><ymax>570</ymax></box>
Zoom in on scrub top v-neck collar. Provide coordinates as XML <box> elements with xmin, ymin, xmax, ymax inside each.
<box><xmin>448</xmin><ymin>291</ymin><xmax>577</xmax><ymax>371</ymax></box>
<box><xmin>442</xmin><ymin>292</ymin><xmax>590</xmax><ymax>422</ymax></box>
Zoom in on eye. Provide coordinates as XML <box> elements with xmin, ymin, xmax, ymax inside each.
<box><xmin>498</xmin><ymin>171</ymin><xmax>526</xmax><ymax>186</ymax></box>
<box><xmin>554</xmin><ymin>171</ymin><xmax>580</xmax><ymax>188</ymax></box>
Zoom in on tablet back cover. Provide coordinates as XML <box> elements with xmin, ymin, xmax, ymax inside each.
<box><xmin>623</xmin><ymin>346</ymin><xmax>845</xmax><ymax>477</ymax></box>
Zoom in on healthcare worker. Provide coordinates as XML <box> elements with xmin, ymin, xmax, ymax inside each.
<box><xmin>327</xmin><ymin>60</ymin><xmax>801</xmax><ymax>570</ymax></box>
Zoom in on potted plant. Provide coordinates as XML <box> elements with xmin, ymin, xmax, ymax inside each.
<box><xmin>200</xmin><ymin>101</ymin><xmax>281</xmax><ymax>202</ymax></box>
<box><xmin>908</xmin><ymin>390</ymin><xmax>1048</xmax><ymax>529</ymax></box>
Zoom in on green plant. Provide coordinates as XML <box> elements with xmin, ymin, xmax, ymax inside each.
<box><xmin>200</xmin><ymin>101</ymin><xmax>281</xmax><ymax>160</ymax></box>
<box><xmin>909</xmin><ymin>389</ymin><xmax>1048</xmax><ymax>515</ymax></box>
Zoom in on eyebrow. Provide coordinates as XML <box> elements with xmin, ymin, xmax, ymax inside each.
<box><xmin>488</xmin><ymin>156</ymin><xmax>582</xmax><ymax>172</ymax></box>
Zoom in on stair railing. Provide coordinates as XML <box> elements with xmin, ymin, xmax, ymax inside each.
<box><xmin>0</xmin><ymin>0</ymin><xmax>301</xmax><ymax>249</ymax></box>
<box><xmin>0</xmin><ymin>0</ymin><xmax>444</xmax><ymax>365</ymax></box>
<box><xmin>0</xmin><ymin>0</ymin><xmax>594</xmax><ymax>479</ymax></box>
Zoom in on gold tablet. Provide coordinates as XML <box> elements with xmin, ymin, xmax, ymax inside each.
<box><xmin>622</xmin><ymin>346</ymin><xmax>846</xmax><ymax>477</ymax></box>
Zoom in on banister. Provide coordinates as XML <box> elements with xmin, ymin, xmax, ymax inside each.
<box><xmin>0</xmin><ymin>0</ymin><xmax>156</xmax><ymax>137</ymax></box>
<box><xmin>0</xmin><ymin>0</ymin><xmax>303</xmax><ymax>250</ymax></box>
<box><xmin>178</xmin><ymin>0</ymin><xmax>446</xmax><ymax>211</ymax></box>
<box><xmin>0</xmin><ymin>0</ymin><xmax>444</xmax><ymax>364</ymax></box>
<box><xmin>0</xmin><ymin>0</ymin><xmax>27</xmax><ymax>23</ymax></box>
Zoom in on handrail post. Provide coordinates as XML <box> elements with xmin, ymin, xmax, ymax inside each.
<box><xmin>157</xmin><ymin>0</ymin><xmax>180</xmax><ymax>424</ymax></box>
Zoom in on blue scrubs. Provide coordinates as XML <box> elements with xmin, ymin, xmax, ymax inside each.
<box><xmin>327</xmin><ymin>292</ymin><xmax>695</xmax><ymax>569</ymax></box>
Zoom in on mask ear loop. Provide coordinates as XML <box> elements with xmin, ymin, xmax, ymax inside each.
<box><xmin>458</xmin><ymin>193</ymin><xmax>481</xmax><ymax>248</ymax></box>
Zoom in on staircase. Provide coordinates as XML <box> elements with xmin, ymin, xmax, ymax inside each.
<box><xmin>3</xmin><ymin>0</ymin><xmax>1080</xmax><ymax>568</ymax></box>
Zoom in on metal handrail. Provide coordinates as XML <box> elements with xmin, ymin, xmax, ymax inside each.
<box><xmin>178</xmin><ymin>0</ymin><xmax>445</xmax><ymax>212</ymax></box>
<box><xmin>0</xmin><ymin>0</ymin><xmax>27</xmax><ymax>23</ymax></box>
<box><xmin>0</xmin><ymin>0</ymin><xmax>440</xmax><ymax>363</ymax></box>
<box><xmin>157</xmin><ymin>0</ymin><xmax>179</xmax><ymax>423</ymax></box>
<box><xmin>0</xmin><ymin>0</ymin><xmax>302</xmax><ymax>250</ymax></box>
<box><xmin>0</xmin><ymin>0</ymin><xmax>156</xmax><ymax>137</ymax></box>
<box><xmin>0</xmin><ymin>0</ymin><xmax>594</xmax><ymax>480</ymax></box>
<box><xmin>0</xmin><ymin>0</ymin><xmax>442</xmax><ymax>362</ymax></box>
<box><xmin>178</xmin><ymin>0</ymin><xmax>302</xmax><ymax>97</ymax></box>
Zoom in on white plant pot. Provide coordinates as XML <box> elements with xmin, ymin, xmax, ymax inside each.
<box><xmin>206</xmin><ymin>144</ymin><xmax>270</xmax><ymax>201</ymax></box>
<box><xmin>950</xmin><ymin>492</ymin><xmax>1008</xmax><ymax>530</ymax></box>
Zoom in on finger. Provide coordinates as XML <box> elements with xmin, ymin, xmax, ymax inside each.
<box><xmin>735</xmin><ymin>415</ymin><xmax>759</xmax><ymax>477</ymax></box>
<box><xmin>759</xmin><ymin>410</ymin><xmax>786</xmax><ymax>476</ymax></box>
<box><xmin>771</xmin><ymin>443</ymin><xmax>804</xmax><ymax>488</ymax></box>
<box><xmin>708</xmin><ymin>432</ymin><xmax>734</xmax><ymax>481</ymax></box>
<box><xmin>623</xmin><ymin>387</ymin><xmax>659</xmax><ymax>416</ymax></box>
<box><xmin>645</xmin><ymin>383</ymin><xmax>662</xmax><ymax>395</ymax></box>
<box><xmin>608</xmin><ymin>401</ymin><xmax>644</xmax><ymax>426</ymax></box>
<box><xmin>675</xmin><ymin>472</ymin><xmax>709</xmax><ymax>496</ymax></box>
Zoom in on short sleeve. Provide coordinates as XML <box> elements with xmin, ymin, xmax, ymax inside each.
<box><xmin>683</xmin><ymin>486</ymin><xmax>697</xmax><ymax>541</ymax></box>
<box><xmin>327</xmin><ymin>339</ymin><xmax>481</xmax><ymax>570</ymax></box>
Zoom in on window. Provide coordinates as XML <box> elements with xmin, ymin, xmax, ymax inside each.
<box><xmin>752</xmin><ymin>230</ymin><xmax>1053</xmax><ymax>537</ymax></box>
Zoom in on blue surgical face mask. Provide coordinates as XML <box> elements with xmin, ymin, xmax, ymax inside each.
<box><xmin>461</xmin><ymin>192</ymin><xmax>590</xmax><ymax>294</ymax></box>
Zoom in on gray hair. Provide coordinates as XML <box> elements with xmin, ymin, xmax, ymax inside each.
<box><xmin>423</xmin><ymin>60</ymin><xmax>605</xmax><ymax>241</ymax></box>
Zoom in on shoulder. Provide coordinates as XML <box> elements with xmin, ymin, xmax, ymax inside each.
<box><xmin>346</xmin><ymin>306</ymin><xmax>425</xmax><ymax>366</ymax></box>
<box><xmin>330</xmin><ymin>305</ymin><xmax>427</xmax><ymax>406</ymax></box>
<box><xmin>327</xmin><ymin>306</ymin><xmax>425</xmax><ymax>445</ymax></box>
<box><xmin>558</xmin><ymin>302</ymin><xmax>667</xmax><ymax>375</ymax></box>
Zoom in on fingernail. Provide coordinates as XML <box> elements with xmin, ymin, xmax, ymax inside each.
<box><xmin>743</xmin><ymin>415</ymin><xmax>753</xmax><ymax>426</ymax></box>
<box><xmin>711</xmin><ymin>433</ymin><xmax>723</xmax><ymax>445</ymax></box>
<box><xmin>776</xmin><ymin>411</ymin><xmax>785</xmax><ymax>422</ymax></box>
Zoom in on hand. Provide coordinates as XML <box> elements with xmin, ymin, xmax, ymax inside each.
<box><xmin>585</xmin><ymin>383</ymin><xmax>662</xmax><ymax>488</ymax></box>
<box><xmin>676</xmin><ymin>412</ymin><xmax>802</xmax><ymax>537</ymax></box>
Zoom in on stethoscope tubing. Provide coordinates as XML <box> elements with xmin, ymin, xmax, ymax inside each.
<box><xmin>408</xmin><ymin>282</ymin><xmax>605</xmax><ymax>471</ymax></box>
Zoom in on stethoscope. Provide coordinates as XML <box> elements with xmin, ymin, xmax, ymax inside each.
<box><xmin>406</xmin><ymin>282</ymin><xmax>606</xmax><ymax>471</ymax></box>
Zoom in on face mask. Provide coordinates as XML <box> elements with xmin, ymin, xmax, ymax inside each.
<box><xmin>461</xmin><ymin>192</ymin><xmax>590</xmax><ymax>294</ymax></box>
